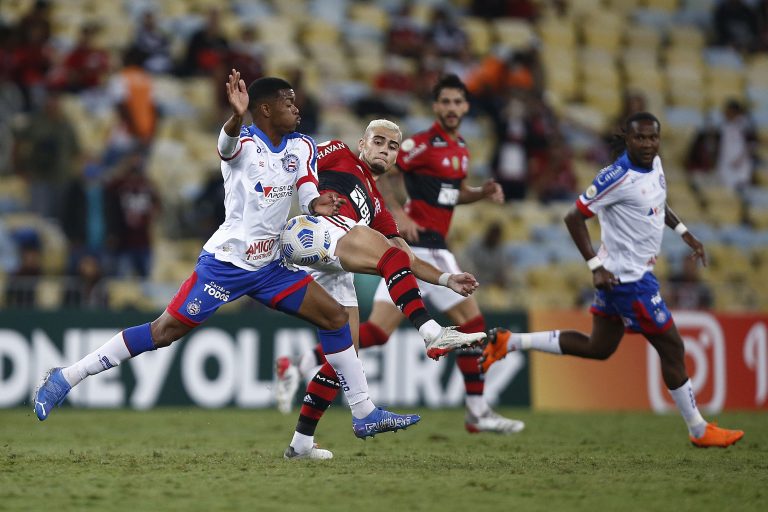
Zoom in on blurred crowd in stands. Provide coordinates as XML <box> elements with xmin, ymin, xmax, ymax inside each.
<box><xmin>0</xmin><ymin>0</ymin><xmax>766</xmax><ymax>311</ymax></box>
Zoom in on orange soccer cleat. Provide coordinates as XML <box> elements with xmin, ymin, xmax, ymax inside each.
<box><xmin>478</xmin><ymin>328</ymin><xmax>512</xmax><ymax>373</ymax></box>
<box><xmin>690</xmin><ymin>422</ymin><xmax>744</xmax><ymax>448</ymax></box>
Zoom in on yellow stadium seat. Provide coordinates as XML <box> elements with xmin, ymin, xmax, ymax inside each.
<box><xmin>461</xmin><ymin>17</ymin><xmax>493</xmax><ymax>56</ymax></box>
<box><xmin>36</xmin><ymin>278</ymin><xmax>63</xmax><ymax>310</ymax></box>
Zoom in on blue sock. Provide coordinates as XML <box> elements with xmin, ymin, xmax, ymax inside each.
<box><xmin>318</xmin><ymin>324</ymin><xmax>353</xmax><ymax>355</ymax></box>
<box><xmin>122</xmin><ymin>323</ymin><xmax>156</xmax><ymax>356</ymax></box>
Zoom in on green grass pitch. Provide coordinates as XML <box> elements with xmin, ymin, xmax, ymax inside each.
<box><xmin>1</xmin><ymin>407</ymin><xmax>765</xmax><ymax>512</ymax></box>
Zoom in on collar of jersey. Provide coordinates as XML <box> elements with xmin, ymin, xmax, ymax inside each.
<box><xmin>432</xmin><ymin>121</ymin><xmax>459</xmax><ymax>145</ymax></box>
<box><xmin>245</xmin><ymin>124</ymin><xmax>300</xmax><ymax>153</ymax></box>
<box><xmin>617</xmin><ymin>151</ymin><xmax>653</xmax><ymax>173</ymax></box>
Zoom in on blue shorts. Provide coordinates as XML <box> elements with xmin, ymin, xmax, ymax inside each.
<box><xmin>590</xmin><ymin>272</ymin><xmax>673</xmax><ymax>334</ymax></box>
<box><xmin>167</xmin><ymin>252</ymin><xmax>312</xmax><ymax>326</ymax></box>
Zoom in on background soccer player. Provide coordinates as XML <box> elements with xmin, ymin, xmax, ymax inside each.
<box><xmin>480</xmin><ymin>112</ymin><xmax>744</xmax><ymax>448</ymax></box>
<box><xmin>358</xmin><ymin>75</ymin><xmax>524</xmax><ymax>434</ymax></box>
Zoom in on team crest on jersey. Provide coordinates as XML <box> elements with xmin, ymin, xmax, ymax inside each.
<box><xmin>654</xmin><ymin>308</ymin><xmax>667</xmax><ymax>324</ymax></box>
<box><xmin>658</xmin><ymin>174</ymin><xmax>666</xmax><ymax>189</ymax></box>
<box><xmin>281</xmin><ymin>153</ymin><xmax>300</xmax><ymax>173</ymax></box>
<box><xmin>585</xmin><ymin>184</ymin><xmax>597</xmax><ymax>199</ymax></box>
<box><xmin>186</xmin><ymin>298</ymin><xmax>202</xmax><ymax>316</ymax></box>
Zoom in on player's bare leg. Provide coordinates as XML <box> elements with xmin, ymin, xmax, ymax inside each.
<box><xmin>645</xmin><ymin>326</ymin><xmax>744</xmax><ymax>448</ymax></box>
<box><xmin>34</xmin><ymin>312</ymin><xmax>193</xmax><ymax>420</ymax></box>
<box><xmin>335</xmin><ymin>227</ymin><xmax>484</xmax><ymax>357</ymax></box>
<box><xmin>443</xmin><ymin>298</ymin><xmax>524</xmax><ymax>434</ymax></box>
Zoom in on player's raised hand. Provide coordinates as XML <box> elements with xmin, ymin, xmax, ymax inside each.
<box><xmin>593</xmin><ymin>266</ymin><xmax>619</xmax><ymax>291</ymax></box>
<box><xmin>447</xmin><ymin>272</ymin><xmax>480</xmax><ymax>296</ymax></box>
<box><xmin>226</xmin><ymin>69</ymin><xmax>249</xmax><ymax>117</ymax></box>
<box><xmin>682</xmin><ymin>232</ymin><xmax>707</xmax><ymax>267</ymax></box>
<box><xmin>394</xmin><ymin>210</ymin><xmax>425</xmax><ymax>242</ymax></box>
<box><xmin>482</xmin><ymin>179</ymin><xmax>504</xmax><ymax>204</ymax></box>
<box><xmin>310</xmin><ymin>192</ymin><xmax>346</xmax><ymax>216</ymax></box>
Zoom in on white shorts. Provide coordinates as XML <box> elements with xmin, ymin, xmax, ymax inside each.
<box><xmin>302</xmin><ymin>216</ymin><xmax>359</xmax><ymax>307</ymax></box>
<box><xmin>373</xmin><ymin>246</ymin><xmax>465</xmax><ymax>313</ymax></box>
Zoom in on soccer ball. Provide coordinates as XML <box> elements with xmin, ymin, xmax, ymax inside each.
<box><xmin>280</xmin><ymin>215</ymin><xmax>332</xmax><ymax>266</ymax></box>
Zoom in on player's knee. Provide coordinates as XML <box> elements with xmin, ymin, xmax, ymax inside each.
<box><xmin>320</xmin><ymin>304</ymin><xmax>349</xmax><ymax>330</ymax></box>
<box><xmin>150</xmin><ymin>317</ymin><xmax>189</xmax><ymax>347</ymax></box>
<box><xmin>590</xmin><ymin>344</ymin><xmax>617</xmax><ymax>360</ymax></box>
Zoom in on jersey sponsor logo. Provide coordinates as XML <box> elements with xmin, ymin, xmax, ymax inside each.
<box><xmin>317</xmin><ymin>142</ymin><xmax>345</xmax><ymax>159</ymax></box>
<box><xmin>596</xmin><ymin>165</ymin><xmax>626</xmax><ymax>186</ymax></box>
<box><xmin>245</xmin><ymin>238</ymin><xmax>278</xmax><ymax>262</ymax></box>
<box><xmin>351</xmin><ymin>185</ymin><xmax>371</xmax><ymax>224</ymax></box>
<box><xmin>203</xmin><ymin>282</ymin><xmax>231</xmax><ymax>302</ymax></box>
<box><xmin>281</xmin><ymin>153</ymin><xmax>300</xmax><ymax>173</ymax></box>
<box><xmin>254</xmin><ymin>182</ymin><xmax>293</xmax><ymax>203</ymax></box>
<box><xmin>437</xmin><ymin>183</ymin><xmax>460</xmax><ymax>205</ymax></box>
<box><xmin>430</xmin><ymin>135</ymin><xmax>448</xmax><ymax>147</ymax></box>
<box><xmin>186</xmin><ymin>298</ymin><xmax>202</xmax><ymax>316</ymax></box>
<box><xmin>402</xmin><ymin>142</ymin><xmax>427</xmax><ymax>164</ymax></box>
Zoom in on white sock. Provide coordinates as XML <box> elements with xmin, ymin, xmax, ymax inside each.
<box><xmin>511</xmin><ymin>330</ymin><xmax>562</xmax><ymax>354</ymax></box>
<box><xmin>298</xmin><ymin>348</ymin><xmax>322</xmax><ymax>382</ymax></box>
<box><xmin>465</xmin><ymin>395</ymin><xmax>490</xmax><ymax>417</ymax></box>
<box><xmin>61</xmin><ymin>331</ymin><xmax>132</xmax><ymax>387</ymax></box>
<box><xmin>668</xmin><ymin>379</ymin><xmax>707</xmax><ymax>438</ymax></box>
<box><xmin>418</xmin><ymin>319</ymin><xmax>442</xmax><ymax>341</ymax></box>
<box><xmin>290</xmin><ymin>431</ymin><xmax>314</xmax><ymax>454</ymax></box>
<box><xmin>323</xmin><ymin>345</ymin><xmax>375</xmax><ymax>419</ymax></box>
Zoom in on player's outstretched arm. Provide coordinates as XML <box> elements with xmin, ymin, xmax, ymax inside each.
<box><xmin>664</xmin><ymin>204</ymin><xmax>707</xmax><ymax>266</ymax></box>
<box><xmin>223</xmin><ymin>68</ymin><xmax>248</xmax><ymax>136</ymax></box>
<box><xmin>388</xmin><ymin>236</ymin><xmax>478</xmax><ymax>295</ymax></box>
<box><xmin>458</xmin><ymin>179</ymin><xmax>503</xmax><ymax>205</ymax></box>
<box><xmin>378</xmin><ymin>167</ymin><xmax>424</xmax><ymax>242</ymax></box>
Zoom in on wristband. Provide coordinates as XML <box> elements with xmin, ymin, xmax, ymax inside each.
<box><xmin>587</xmin><ymin>256</ymin><xmax>603</xmax><ymax>272</ymax></box>
<box><xmin>675</xmin><ymin>222</ymin><xmax>688</xmax><ymax>235</ymax></box>
<box><xmin>438</xmin><ymin>273</ymin><xmax>451</xmax><ymax>286</ymax></box>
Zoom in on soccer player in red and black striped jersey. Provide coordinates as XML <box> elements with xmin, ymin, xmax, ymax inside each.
<box><xmin>364</xmin><ymin>75</ymin><xmax>524</xmax><ymax>434</ymax></box>
<box><xmin>281</xmin><ymin>119</ymin><xmax>487</xmax><ymax>459</ymax></box>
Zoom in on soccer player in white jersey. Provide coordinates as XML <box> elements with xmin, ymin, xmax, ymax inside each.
<box><xmin>32</xmin><ymin>69</ymin><xmax>420</xmax><ymax>446</ymax></box>
<box><xmin>481</xmin><ymin>112</ymin><xmax>744</xmax><ymax>448</ymax></box>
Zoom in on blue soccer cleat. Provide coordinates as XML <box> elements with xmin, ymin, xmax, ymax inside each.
<box><xmin>352</xmin><ymin>407</ymin><xmax>421</xmax><ymax>439</ymax></box>
<box><xmin>33</xmin><ymin>368</ymin><xmax>71</xmax><ymax>421</ymax></box>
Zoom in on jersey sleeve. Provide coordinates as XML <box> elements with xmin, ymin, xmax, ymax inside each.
<box><xmin>217</xmin><ymin>126</ymin><xmax>252</xmax><ymax>164</ymax></box>
<box><xmin>296</xmin><ymin>135</ymin><xmax>320</xmax><ymax>214</ymax></box>
<box><xmin>576</xmin><ymin>165</ymin><xmax>631</xmax><ymax>217</ymax></box>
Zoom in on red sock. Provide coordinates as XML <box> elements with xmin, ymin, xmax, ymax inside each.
<box><xmin>359</xmin><ymin>321</ymin><xmax>390</xmax><ymax>349</ymax></box>
<box><xmin>377</xmin><ymin>247</ymin><xmax>431</xmax><ymax>330</ymax></box>
<box><xmin>296</xmin><ymin>362</ymin><xmax>339</xmax><ymax>436</ymax></box>
<box><xmin>456</xmin><ymin>316</ymin><xmax>486</xmax><ymax>396</ymax></box>
<box><xmin>313</xmin><ymin>344</ymin><xmax>327</xmax><ymax>364</ymax></box>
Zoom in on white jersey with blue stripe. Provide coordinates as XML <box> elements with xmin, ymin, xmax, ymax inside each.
<box><xmin>204</xmin><ymin>124</ymin><xmax>320</xmax><ymax>271</ymax></box>
<box><xmin>576</xmin><ymin>152</ymin><xmax>667</xmax><ymax>283</ymax></box>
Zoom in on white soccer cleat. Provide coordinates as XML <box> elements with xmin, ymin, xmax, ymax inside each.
<box><xmin>283</xmin><ymin>444</ymin><xmax>334</xmax><ymax>460</ymax></box>
<box><xmin>425</xmin><ymin>327</ymin><xmax>486</xmax><ymax>360</ymax></box>
<box><xmin>274</xmin><ymin>356</ymin><xmax>300</xmax><ymax>414</ymax></box>
<box><xmin>465</xmin><ymin>409</ymin><xmax>525</xmax><ymax>434</ymax></box>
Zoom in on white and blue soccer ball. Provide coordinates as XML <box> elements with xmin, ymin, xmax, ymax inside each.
<box><xmin>280</xmin><ymin>215</ymin><xmax>331</xmax><ymax>266</ymax></box>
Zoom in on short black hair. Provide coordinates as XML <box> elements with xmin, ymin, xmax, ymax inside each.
<box><xmin>432</xmin><ymin>74</ymin><xmax>468</xmax><ymax>101</ymax></box>
<box><xmin>624</xmin><ymin>112</ymin><xmax>661</xmax><ymax>132</ymax></box>
<box><xmin>247</xmin><ymin>77</ymin><xmax>293</xmax><ymax>111</ymax></box>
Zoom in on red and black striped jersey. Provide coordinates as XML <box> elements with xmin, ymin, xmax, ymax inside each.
<box><xmin>396</xmin><ymin>121</ymin><xmax>469</xmax><ymax>248</ymax></box>
<box><xmin>316</xmin><ymin>140</ymin><xmax>399</xmax><ymax>238</ymax></box>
